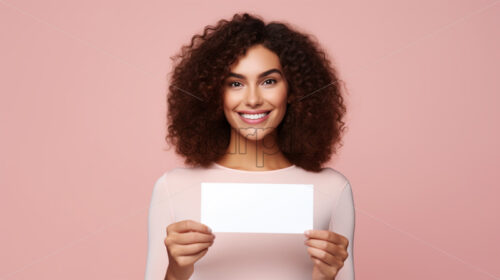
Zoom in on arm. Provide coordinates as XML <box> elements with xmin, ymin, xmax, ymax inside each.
<box><xmin>145</xmin><ymin>175</ymin><xmax>175</xmax><ymax>280</ymax></box>
<box><xmin>329</xmin><ymin>181</ymin><xmax>356</xmax><ymax>280</ymax></box>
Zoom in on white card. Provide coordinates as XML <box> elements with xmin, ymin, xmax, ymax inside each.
<box><xmin>201</xmin><ymin>182</ymin><xmax>313</xmax><ymax>234</ymax></box>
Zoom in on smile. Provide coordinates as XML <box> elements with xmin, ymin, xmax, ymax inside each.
<box><xmin>237</xmin><ymin>111</ymin><xmax>271</xmax><ymax>124</ymax></box>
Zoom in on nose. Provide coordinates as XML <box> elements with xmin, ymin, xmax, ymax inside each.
<box><xmin>244</xmin><ymin>85</ymin><xmax>263</xmax><ymax>107</ymax></box>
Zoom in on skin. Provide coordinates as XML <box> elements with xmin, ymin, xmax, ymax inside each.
<box><xmin>304</xmin><ymin>229</ymin><xmax>350</xmax><ymax>279</ymax></box>
<box><xmin>165</xmin><ymin>44</ymin><xmax>348</xmax><ymax>280</ymax></box>
<box><xmin>215</xmin><ymin>44</ymin><xmax>293</xmax><ymax>171</ymax></box>
<box><xmin>164</xmin><ymin>220</ymin><xmax>215</xmax><ymax>280</ymax></box>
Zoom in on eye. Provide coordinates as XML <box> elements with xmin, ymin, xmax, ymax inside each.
<box><xmin>228</xmin><ymin>81</ymin><xmax>243</xmax><ymax>88</ymax></box>
<box><xmin>263</xmin><ymin>79</ymin><xmax>276</xmax><ymax>86</ymax></box>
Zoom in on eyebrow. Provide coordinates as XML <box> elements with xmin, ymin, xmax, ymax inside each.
<box><xmin>228</xmin><ymin>68</ymin><xmax>282</xmax><ymax>79</ymax></box>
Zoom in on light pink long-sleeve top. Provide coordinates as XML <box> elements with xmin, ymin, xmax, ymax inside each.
<box><xmin>145</xmin><ymin>162</ymin><xmax>355</xmax><ymax>280</ymax></box>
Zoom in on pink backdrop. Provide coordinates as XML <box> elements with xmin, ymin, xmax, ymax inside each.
<box><xmin>1</xmin><ymin>1</ymin><xmax>499</xmax><ymax>279</ymax></box>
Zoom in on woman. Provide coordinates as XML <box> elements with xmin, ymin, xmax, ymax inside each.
<box><xmin>145</xmin><ymin>12</ymin><xmax>355</xmax><ymax>280</ymax></box>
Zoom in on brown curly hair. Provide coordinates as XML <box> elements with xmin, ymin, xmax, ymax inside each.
<box><xmin>164</xmin><ymin>12</ymin><xmax>348</xmax><ymax>172</ymax></box>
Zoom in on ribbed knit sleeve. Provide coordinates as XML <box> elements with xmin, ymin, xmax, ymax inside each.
<box><xmin>329</xmin><ymin>181</ymin><xmax>355</xmax><ymax>280</ymax></box>
<box><xmin>145</xmin><ymin>174</ymin><xmax>174</xmax><ymax>280</ymax></box>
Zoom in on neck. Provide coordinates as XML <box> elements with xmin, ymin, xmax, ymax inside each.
<box><xmin>216</xmin><ymin>128</ymin><xmax>292</xmax><ymax>171</ymax></box>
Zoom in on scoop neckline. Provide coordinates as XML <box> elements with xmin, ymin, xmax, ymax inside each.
<box><xmin>212</xmin><ymin>162</ymin><xmax>297</xmax><ymax>173</ymax></box>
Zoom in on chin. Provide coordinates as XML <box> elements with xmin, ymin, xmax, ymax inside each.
<box><xmin>239</xmin><ymin>127</ymin><xmax>275</xmax><ymax>142</ymax></box>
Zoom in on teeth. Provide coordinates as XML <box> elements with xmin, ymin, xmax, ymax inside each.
<box><xmin>239</xmin><ymin>111</ymin><xmax>270</xmax><ymax>120</ymax></box>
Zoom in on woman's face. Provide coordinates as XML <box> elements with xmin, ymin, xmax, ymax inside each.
<box><xmin>222</xmin><ymin>44</ymin><xmax>289</xmax><ymax>142</ymax></box>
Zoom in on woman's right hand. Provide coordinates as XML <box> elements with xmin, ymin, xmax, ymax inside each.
<box><xmin>164</xmin><ymin>219</ymin><xmax>216</xmax><ymax>280</ymax></box>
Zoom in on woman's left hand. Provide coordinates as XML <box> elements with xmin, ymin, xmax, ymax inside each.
<box><xmin>303</xmin><ymin>229</ymin><xmax>349</xmax><ymax>280</ymax></box>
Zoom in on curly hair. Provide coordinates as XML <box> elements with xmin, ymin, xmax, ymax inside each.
<box><xmin>164</xmin><ymin>12</ymin><xmax>348</xmax><ymax>172</ymax></box>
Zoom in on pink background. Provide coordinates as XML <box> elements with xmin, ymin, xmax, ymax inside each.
<box><xmin>1</xmin><ymin>1</ymin><xmax>499</xmax><ymax>279</ymax></box>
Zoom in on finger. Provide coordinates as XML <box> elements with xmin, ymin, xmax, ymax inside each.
<box><xmin>311</xmin><ymin>256</ymin><xmax>337</xmax><ymax>279</ymax></box>
<box><xmin>168</xmin><ymin>219</ymin><xmax>212</xmax><ymax>235</ymax></box>
<box><xmin>306</xmin><ymin>245</ymin><xmax>338</xmax><ymax>267</ymax></box>
<box><xmin>175</xmin><ymin>248</ymin><xmax>209</xmax><ymax>267</ymax></box>
<box><xmin>192</xmin><ymin>247</ymin><xmax>209</xmax><ymax>262</ymax></box>
<box><xmin>167</xmin><ymin>231</ymin><xmax>215</xmax><ymax>245</ymax></box>
<box><xmin>305</xmin><ymin>229</ymin><xmax>349</xmax><ymax>249</ymax></box>
<box><xmin>168</xmin><ymin>241</ymin><xmax>213</xmax><ymax>257</ymax></box>
<box><xmin>305</xmin><ymin>239</ymin><xmax>348</xmax><ymax>261</ymax></box>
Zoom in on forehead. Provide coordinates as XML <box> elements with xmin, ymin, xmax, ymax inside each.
<box><xmin>229</xmin><ymin>45</ymin><xmax>282</xmax><ymax>75</ymax></box>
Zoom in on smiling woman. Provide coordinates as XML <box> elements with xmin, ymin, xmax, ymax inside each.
<box><xmin>164</xmin><ymin>13</ymin><xmax>347</xmax><ymax>172</ymax></box>
<box><xmin>228</xmin><ymin>67</ymin><xmax>283</xmax><ymax>124</ymax></box>
<box><xmin>220</xmin><ymin>44</ymin><xmax>289</xmax><ymax>157</ymax></box>
<box><xmin>145</xmin><ymin>12</ymin><xmax>355</xmax><ymax>280</ymax></box>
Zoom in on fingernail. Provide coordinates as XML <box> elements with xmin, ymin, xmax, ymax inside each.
<box><xmin>304</xmin><ymin>230</ymin><xmax>310</xmax><ymax>236</ymax></box>
<box><xmin>208</xmin><ymin>226</ymin><xmax>212</xmax><ymax>233</ymax></box>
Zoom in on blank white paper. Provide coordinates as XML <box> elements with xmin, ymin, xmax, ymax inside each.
<box><xmin>201</xmin><ymin>182</ymin><xmax>314</xmax><ymax>234</ymax></box>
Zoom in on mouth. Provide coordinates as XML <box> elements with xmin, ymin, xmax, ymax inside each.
<box><xmin>237</xmin><ymin>110</ymin><xmax>272</xmax><ymax>124</ymax></box>
<box><xmin>237</xmin><ymin>110</ymin><xmax>271</xmax><ymax>120</ymax></box>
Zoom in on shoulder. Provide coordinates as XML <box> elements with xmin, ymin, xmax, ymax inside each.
<box><xmin>316</xmin><ymin>166</ymin><xmax>351</xmax><ymax>189</ymax></box>
<box><xmin>162</xmin><ymin>165</ymin><xmax>208</xmax><ymax>180</ymax></box>
<box><xmin>293</xmin><ymin>166</ymin><xmax>351</xmax><ymax>196</ymax></box>
<box><xmin>153</xmin><ymin>166</ymin><xmax>208</xmax><ymax>192</ymax></box>
<box><xmin>317</xmin><ymin>168</ymin><xmax>355</xmax><ymax>212</ymax></box>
